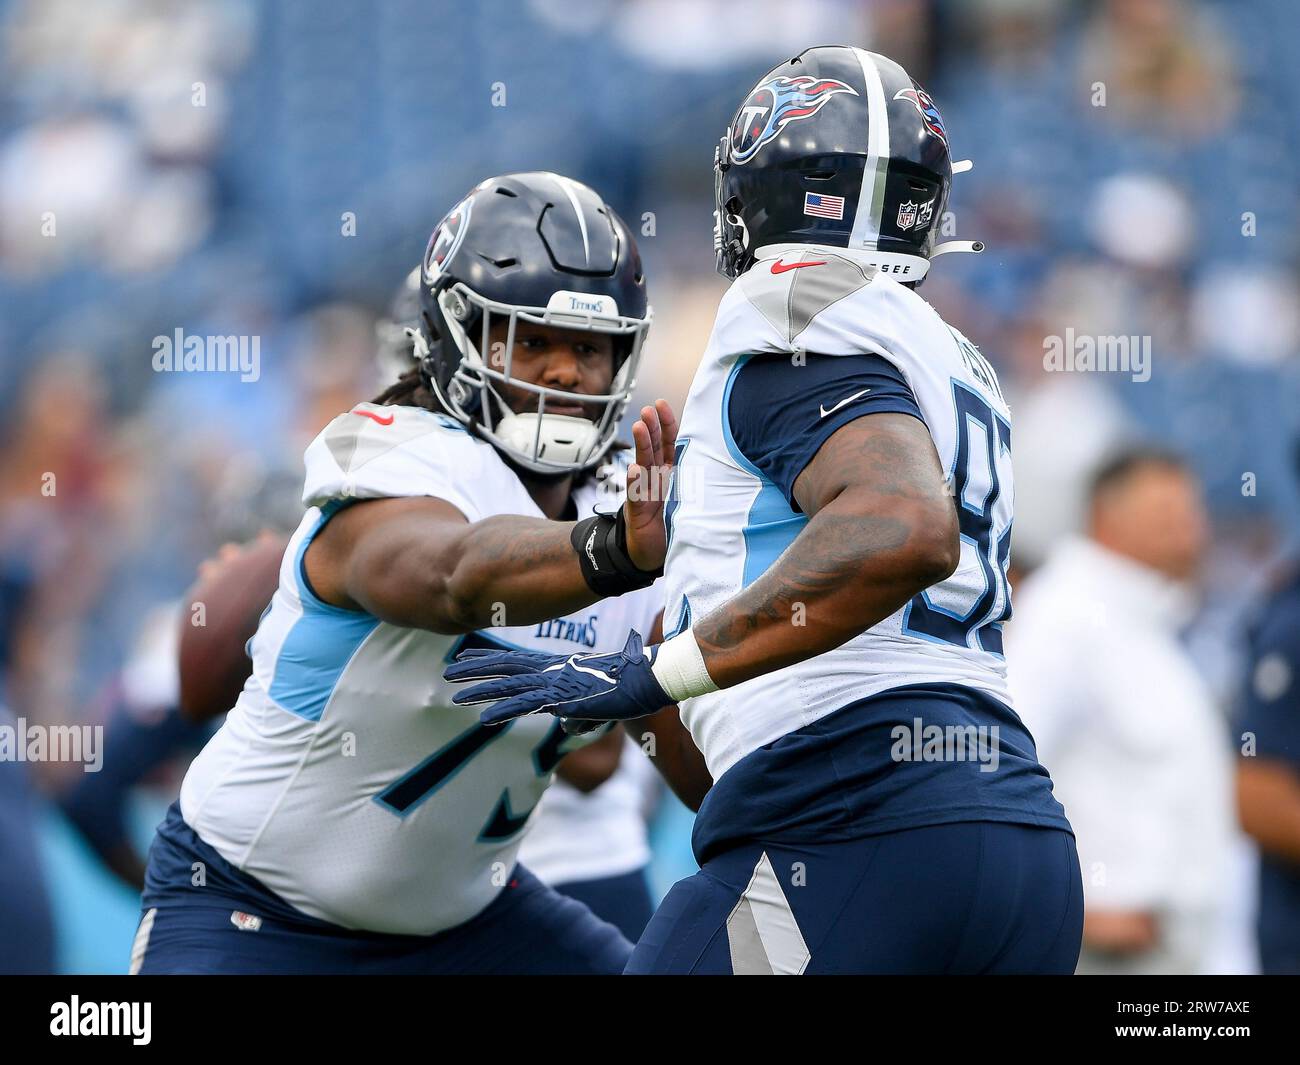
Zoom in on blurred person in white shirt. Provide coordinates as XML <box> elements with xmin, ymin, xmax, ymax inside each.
<box><xmin>1008</xmin><ymin>448</ymin><xmax>1232</xmax><ymax>974</ymax></box>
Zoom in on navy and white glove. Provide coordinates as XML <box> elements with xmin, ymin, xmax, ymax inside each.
<box><xmin>444</xmin><ymin>631</ymin><xmax>671</xmax><ymax>732</ymax></box>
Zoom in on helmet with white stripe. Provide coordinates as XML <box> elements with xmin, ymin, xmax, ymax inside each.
<box><xmin>414</xmin><ymin>172</ymin><xmax>652</xmax><ymax>476</ymax></box>
<box><xmin>714</xmin><ymin>46</ymin><xmax>982</xmax><ymax>284</ymax></box>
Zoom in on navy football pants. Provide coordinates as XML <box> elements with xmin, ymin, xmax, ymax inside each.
<box><xmin>553</xmin><ymin>867</ymin><xmax>655</xmax><ymax>944</ymax></box>
<box><xmin>626</xmin><ymin>821</ymin><xmax>1083</xmax><ymax>974</ymax></box>
<box><xmin>132</xmin><ymin>804</ymin><xmax>632</xmax><ymax>975</ymax></box>
<box><xmin>133</xmin><ymin>865</ymin><xmax>633</xmax><ymax>975</ymax></box>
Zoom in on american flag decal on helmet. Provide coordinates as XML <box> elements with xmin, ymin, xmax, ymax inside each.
<box><xmin>803</xmin><ymin>192</ymin><xmax>846</xmax><ymax>220</ymax></box>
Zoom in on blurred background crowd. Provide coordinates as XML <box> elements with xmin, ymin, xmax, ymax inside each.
<box><xmin>2</xmin><ymin>0</ymin><xmax>1299</xmax><ymax>973</ymax></box>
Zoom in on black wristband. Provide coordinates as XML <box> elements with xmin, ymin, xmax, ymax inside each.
<box><xmin>570</xmin><ymin>509</ymin><xmax>663</xmax><ymax>597</ymax></box>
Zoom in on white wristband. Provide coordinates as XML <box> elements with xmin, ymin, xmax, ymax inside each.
<box><xmin>650</xmin><ymin>629</ymin><xmax>719</xmax><ymax>702</ymax></box>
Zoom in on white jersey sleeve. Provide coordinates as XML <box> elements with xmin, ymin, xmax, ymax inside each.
<box><xmin>302</xmin><ymin>402</ymin><xmax>535</xmax><ymax>523</ymax></box>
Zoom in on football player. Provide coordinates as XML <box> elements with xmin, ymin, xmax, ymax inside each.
<box><xmin>449</xmin><ymin>48</ymin><xmax>1083</xmax><ymax>974</ymax></box>
<box><xmin>378</xmin><ymin>265</ymin><xmax>666</xmax><ymax>941</ymax></box>
<box><xmin>131</xmin><ymin>172</ymin><xmax>681</xmax><ymax>974</ymax></box>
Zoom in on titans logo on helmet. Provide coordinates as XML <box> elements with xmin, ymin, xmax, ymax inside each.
<box><xmin>892</xmin><ymin>87</ymin><xmax>947</xmax><ymax>146</ymax></box>
<box><xmin>423</xmin><ymin>192</ymin><xmax>474</xmax><ymax>283</ymax></box>
<box><xmin>729</xmin><ymin>75</ymin><xmax>858</xmax><ymax>166</ymax></box>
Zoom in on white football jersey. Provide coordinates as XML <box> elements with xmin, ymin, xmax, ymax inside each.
<box><xmin>663</xmin><ymin>245</ymin><xmax>1014</xmax><ymax>780</ymax></box>
<box><xmin>180</xmin><ymin>404</ymin><xmax>663</xmax><ymax>936</ymax></box>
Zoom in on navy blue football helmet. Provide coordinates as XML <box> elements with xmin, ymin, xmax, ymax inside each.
<box><xmin>714</xmin><ymin>46</ymin><xmax>982</xmax><ymax>284</ymax></box>
<box><xmin>413</xmin><ymin>172</ymin><xmax>652</xmax><ymax>475</ymax></box>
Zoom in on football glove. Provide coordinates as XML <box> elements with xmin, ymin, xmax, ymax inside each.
<box><xmin>444</xmin><ymin>631</ymin><xmax>670</xmax><ymax>732</ymax></box>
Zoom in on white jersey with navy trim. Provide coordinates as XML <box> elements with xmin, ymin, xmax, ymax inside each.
<box><xmin>179</xmin><ymin>403</ymin><xmax>663</xmax><ymax>936</ymax></box>
<box><xmin>663</xmin><ymin>246</ymin><xmax>1014</xmax><ymax>781</ymax></box>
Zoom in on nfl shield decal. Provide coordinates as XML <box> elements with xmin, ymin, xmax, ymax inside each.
<box><xmin>896</xmin><ymin>196</ymin><xmax>935</xmax><ymax>232</ymax></box>
<box><xmin>730</xmin><ymin>75</ymin><xmax>858</xmax><ymax>165</ymax></box>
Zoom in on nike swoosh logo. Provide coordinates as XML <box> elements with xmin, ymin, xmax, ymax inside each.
<box><xmin>571</xmin><ymin>661</ymin><xmax>616</xmax><ymax>684</ymax></box>
<box><xmin>351</xmin><ymin>408</ymin><xmax>395</xmax><ymax>426</ymax></box>
<box><xmin>557</xmin><ymin>654</ymin><xmax>616</xmax><ymax>686</ymax></box>
<box><xmin>819</xmin><ymin>388</ymin><xmax>872</xmax><ymax>418</ymax></box>
<box><xmin>771</xmin><ymin>259</ymin><xmax>827</xmax><ymax>274</ymax></box>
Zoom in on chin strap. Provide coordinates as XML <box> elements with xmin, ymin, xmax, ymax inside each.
<box><xmin>928</xmin><ymin>159</ymin><xmax>982</xmax><ymax>259</ymax></box>
<box><xmin>930</xmin><ymin>240</ymin><xmax>985</xmax><ymax>257</ymax></box>
<box><xmin>408</xmin><ymin>325</ymin><xmax>429</xmax><ymax>359</ymax></box>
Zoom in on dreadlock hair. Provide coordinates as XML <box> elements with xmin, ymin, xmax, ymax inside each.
<box><xmin>368</xmin><ymin>366</ymin><xmax>626</xmax><ymax>485</ymax></box>
<box><xmin>372</xmin><ymin>366</ymin><xmax>438</xmax><ymax>410</ymax></box>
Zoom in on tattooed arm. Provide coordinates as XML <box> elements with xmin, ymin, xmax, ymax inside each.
<box><xmin>303</xmin><ymin>402</ymin><xmax>678</xmax><ymax>633</ymax></box>
<box><xmin>690</xmin><ymin>412</ymin><xmax>958</xmax><ymax>688</ymax></box>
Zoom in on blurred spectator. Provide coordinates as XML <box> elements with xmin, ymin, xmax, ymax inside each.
<box><xmin>1236</xmin><ymin>443</ymin><xmax>1300</xmax><ymax>974</ymax></box>
<box><xmin>1190</xmin><ymin>265</ymin><xmax>1300</xmax><ymax>368</ymax></box>
<box><xmin>0</xmin><ymin>354</ymin><xmax>117</xmax><ymax>740</ymax></box>
<box><xmin>1078</xmin><ymin>0</ymin><xmax>1239</xmax><ymax>140</ymax></box>
<box><xmin>1008</xmin><ymin>449</ymin><xmax>1233</xmax><ymax>974</ymax></box>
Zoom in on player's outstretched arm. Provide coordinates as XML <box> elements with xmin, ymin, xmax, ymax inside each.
<box><xmin>307</xmin><ymin>496</ymin><xmax>598</xmax><ymax>631</ymax></box>
<box><xmin>443</xmin><ymin>413</ymin><xmax>956</xmax><ymax>730</ymax></box>
<box><xmin>687</xmin><ymin>412</ymin><xmax>958</xmax><ymax>689</ymax></box>
<box><xmin>305</xmin><ymin>402</ymin><xmax>677</xmax><ymax>634</ymax></box>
